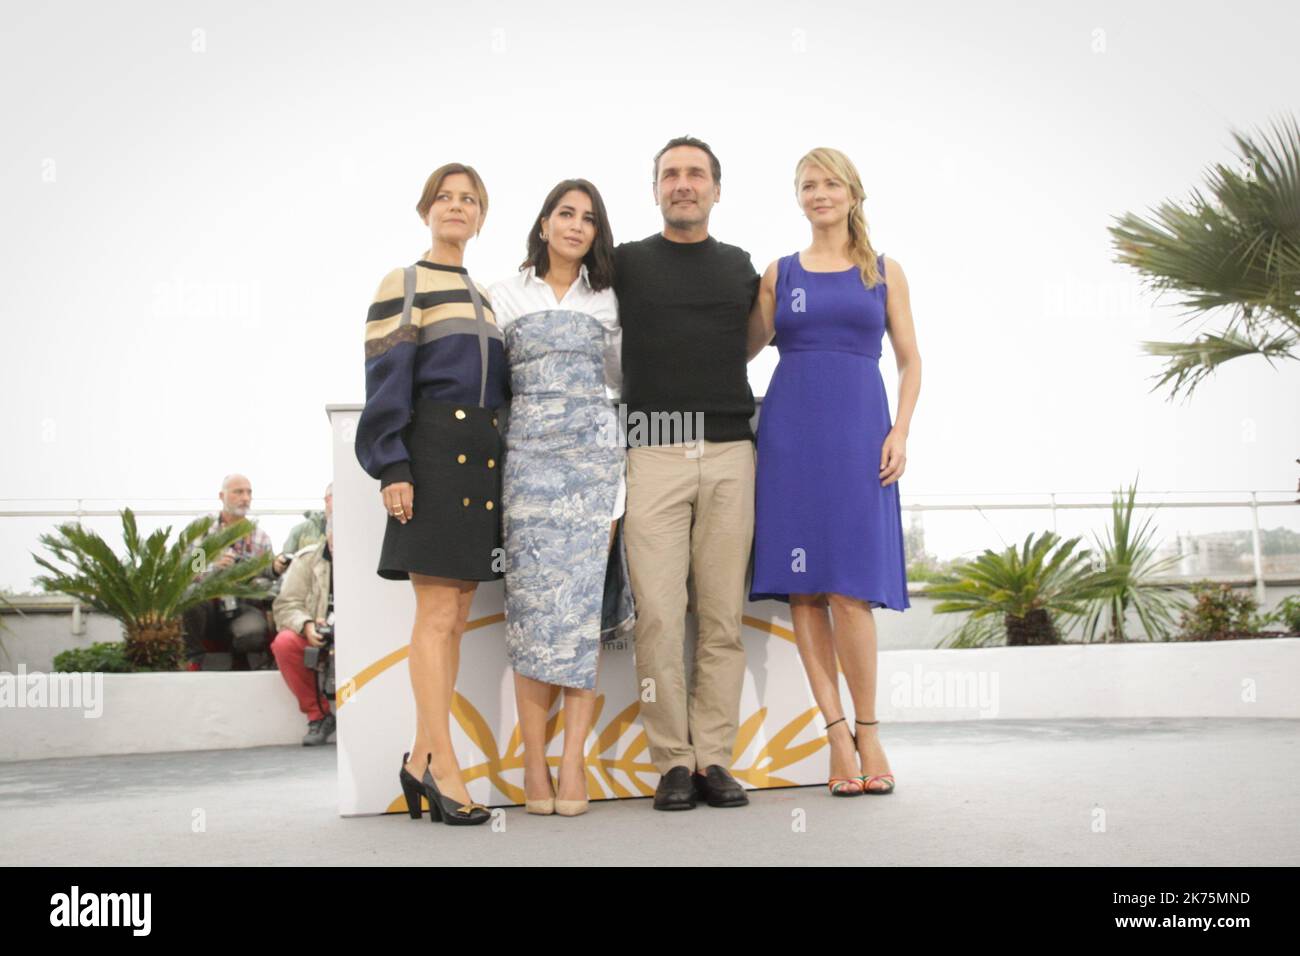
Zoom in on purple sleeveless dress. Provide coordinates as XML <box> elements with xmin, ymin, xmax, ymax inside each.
<box><xmin>749</xmin><ymin>252</ymin><xmax>910</xmax><ymax>610</ymax></box>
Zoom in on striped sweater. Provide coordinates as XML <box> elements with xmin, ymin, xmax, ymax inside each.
<box><xmin>355</xmin><ymin>260</ymin><xmax>508</xmax><ymax>488</ymax></box>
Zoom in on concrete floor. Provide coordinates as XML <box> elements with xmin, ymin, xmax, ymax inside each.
<box><xmin>2</xmin><ymin>718</ymin><xmax>1297</xmax><ymax>866</ymax></box>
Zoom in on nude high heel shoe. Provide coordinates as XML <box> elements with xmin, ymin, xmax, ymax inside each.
<box><xmin>525</xmin><ymin>770</ymin><xmax>555</xmax><ymax>815</ymax></box>
<box><xmin>554</xmin><ymin>767</ymin><xmax>589</xmax><ymax>817</ymax></box>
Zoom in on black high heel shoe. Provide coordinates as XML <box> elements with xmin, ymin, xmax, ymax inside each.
<box><xmin>398</xmin><ymin>751</ymin><xmax>491</xmax><ymax>826</ymax></box>
<box><xmin>398</xmin><ymin>752</ymin><xmax>427</xmax><ymax>820</ymax></box>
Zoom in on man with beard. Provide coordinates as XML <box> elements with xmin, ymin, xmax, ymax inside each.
<box><xmin>615</xmin><ymin>136</ymin><xmax>760</xmax><ymax>811</ymax></box>
<box><xmin>183</xmin><ymin>472</ymin><xmax>283</xmax><ymax>670</ymax></box>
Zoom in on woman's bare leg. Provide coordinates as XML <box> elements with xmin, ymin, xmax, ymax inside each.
<box><xmin>826</xmin><ymin>593</ymin><xmax>892</xmax><ymax>787</ymax></box>
<box><xmin>554</xmin><ymin>518</ymin><xmax>618</xmax><ymax>800</ymax></box>
<box><xmin>404</xmin><ymin>574</ymin><xmax>477</xmax><ymax>806</ymax></box>
<box><xmin>558</xmin><ymin>683</ymin><xmax>597</xmax><ymax>800</ymax></box>
<box><xmin>790</xmin><ymin>593</ymin><xmax>857</xmax><ymax>781</ymax></box>
<box><xmin>551</xmin><ymin>517</ymin><xmax>619</xmax><ymax>800</ymax></box>
<box><xmin>513</xmin><ymin>671</ymin><xmax>556</xmax><ymax>801</ymax></box>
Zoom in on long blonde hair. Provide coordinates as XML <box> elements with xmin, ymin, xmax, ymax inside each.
<box><xmin>794</xmin><ymin>147</ymin><xmax>881</xmax><ymax>288</ymax></box>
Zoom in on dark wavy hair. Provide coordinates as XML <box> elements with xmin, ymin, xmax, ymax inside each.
<box><xmin>519</xmin><ymin>179</ymin><xmax>615</xmax><ymax>292</ymax></box>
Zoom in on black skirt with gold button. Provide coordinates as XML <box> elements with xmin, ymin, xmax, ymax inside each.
<box><xmin>377</xmin><ymin>397</ymin><xmax>504</xmax><ymax>581</ymax></box>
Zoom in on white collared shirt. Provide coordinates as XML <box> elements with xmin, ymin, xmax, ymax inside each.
<box><xmin>488</xmin><ymin>263</ymin><xmax>625</xmax><ymax>520</ymax></box>
<box><xmin>487</xmin><ymin>263</ymin><xmax>622</xmax><ymax>400</ymax></box>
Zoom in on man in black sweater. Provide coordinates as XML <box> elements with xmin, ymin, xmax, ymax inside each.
<box><xmin>615</xmin><ymin>136</ymin><xmax>760</xmax><ymax>811</ymax></box>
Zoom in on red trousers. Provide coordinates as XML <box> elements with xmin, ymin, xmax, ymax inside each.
<box><xmin>270</xmin><ymin>628</ymin><xmax>331</xmax><ymax>721</ymax></box>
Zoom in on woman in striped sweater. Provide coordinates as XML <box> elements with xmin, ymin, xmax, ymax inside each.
<box><xmin>355</xmin><ymin>163</ymin><xmax>507</xmax><ymax>827</ymax></box>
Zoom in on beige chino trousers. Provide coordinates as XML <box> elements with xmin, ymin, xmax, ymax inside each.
<box><xmin>624</xmin><ymin>438</ymin><xmax>755</xmax><ymax>773</ymax></box>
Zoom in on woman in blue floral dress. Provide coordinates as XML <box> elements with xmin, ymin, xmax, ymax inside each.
<box><xmin>488</xmin><ymin>178</ymin><xmax>634</xmax><ymax>817</ymax></box>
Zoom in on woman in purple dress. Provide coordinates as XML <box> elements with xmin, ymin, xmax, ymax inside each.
<box><xmin>747</xmin><ymin>147</ymin><xmax>921</xmax><ymax>798</ymax></box>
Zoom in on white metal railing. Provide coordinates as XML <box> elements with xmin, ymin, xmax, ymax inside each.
<box><xmin>1</xmin><ymin>491</ymin><xmax>1297</xmax><ymax>605</ymax></box>
<box><xmin>901</xmin><ymin>489</ymin><xmax>1298</xmax><ymax>606</ymax></box>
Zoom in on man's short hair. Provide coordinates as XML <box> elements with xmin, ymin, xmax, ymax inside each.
<box><xmin>653</xmin><ymin>135</ymin><xmax>722</xmax><ymax>185</ymax></box>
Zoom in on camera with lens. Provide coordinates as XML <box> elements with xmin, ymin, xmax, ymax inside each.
<box><xmin>304</xmin><ymin>613</ymin><xmax>336</xmax><ymax>699</ymax></box>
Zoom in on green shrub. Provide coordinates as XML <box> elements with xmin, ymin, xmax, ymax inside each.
<box><xmin>1176</xmin><ymin>581</ymin><xmax>1274</xmax><ymax>641</ymax></box>
<box><xmin>52</xmin><ymin>641</ymin><xmax>136</xmax><ymax>673</ymax></box>
<box><xmin>1261</xmin><ymin>594</ymin><xmax>1300</xmax><ymax>635</ymax></box>
<box><xmin>33</xmin><ymin>507</ymin><xmax>272</xmax><ymax>671</ymax></box>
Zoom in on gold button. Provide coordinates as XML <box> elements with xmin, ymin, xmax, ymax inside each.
<box><xmin>457</xmin><ymin>454</ymin><xmax>467</xmax><ymax>464</ymax></box>
<box><xmin>462</xmin><ymin>497</ymin><xmax>470</xmax><ymax>507</ymax></box>
<box><xmin>485</xmin><ymin>500</ymin><xmax>494</xmax><ymax>510</ymax></box>
<box><xmin>487</xmin><ymin>458</ymin><xmax>496</xmax><ymax>468</ymax></box>
<box><xmin>454</xmin><ymin>409</ymin><xmax>466</xmax><ymax>420</ymax></box>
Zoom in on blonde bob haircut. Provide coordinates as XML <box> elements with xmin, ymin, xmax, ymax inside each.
<box><xmin>415</xmin><ymin>163</ymin><xmax>489</xmax><ymax>235</ymax></box>
<box><xmin>794</xmin><ymin>147</ymin><xmax>881</xmax><ymax>289</ymax></box>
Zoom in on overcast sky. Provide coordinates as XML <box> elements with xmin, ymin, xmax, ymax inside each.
<box><xmin>1</xmin><ymin>1</ymin><xmax>1296</xmax><ymax>587</ymax></box>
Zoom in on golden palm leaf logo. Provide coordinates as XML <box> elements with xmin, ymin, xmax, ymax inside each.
<box><xmin>727</xmin><ymin>706</ymin><xmax>826</xmax><ymax>788</ymax></box>
<box><xmin>387</xmin><ymin>698</ymin><xmax>829</xmax><ymax>812</ymax></box>
<box><xmin>377</xmin><ymin>612</ymin><xmax>829</xmax><ymax>812</ymax></box>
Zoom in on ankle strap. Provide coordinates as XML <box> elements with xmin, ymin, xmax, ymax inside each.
<box><xmin>855</xmin><ymin>719</ymin><xmax>879</xmax><ymax>725</ymax></box>
<box><xmin>824</xmin><ymin>716</ymin><xmax>848</xmax><ymax>732</ymax></box>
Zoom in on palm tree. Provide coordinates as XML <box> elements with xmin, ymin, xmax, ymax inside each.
<box><xmin>923</xmin><ymin>531</ymin><xmax>1126</xmax><ymax>648</ymax></box>
<box><xmin>1109</xmin><ymin>113</ymin><xmax>1300</xmax><ymax>400</ymax></box>
<box><xmin>31</xmin><ymin>508</ymin><xmax>273</xmax><ymax>670</ymax></box>
<box><xmin>1081</xmin><ymin>478</ymin><xmax>1188</xmax><ymax>642</ymax></box>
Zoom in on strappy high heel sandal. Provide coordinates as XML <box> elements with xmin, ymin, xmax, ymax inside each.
<box><xmin>854</xmin><ymin>720</ymin><xmax>896</xmax><ymax>795</ymax></box>
<box><xmin>398</xmin><ymin>751</ymin><xmax>492</xmax><ymax>825</ymax></box>
<box><xmin>824</xmin><ymin>717</ymin><xmax>864</xmax><ymax>796</ymax></box>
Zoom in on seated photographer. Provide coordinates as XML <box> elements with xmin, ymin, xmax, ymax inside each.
<box><xmin>282</xmin><ymin>483</ymin><xmax>331</xmax><ymax>553</ymax></box>
<box><xmin>271</xmin><ymin>513</ymin><xmax>336</xmax><ymax>746</ymax></box>
<box><xmin>183</xmin><ymin>472</ymin><xmax>285</xmax><ymax>671</ymax></box>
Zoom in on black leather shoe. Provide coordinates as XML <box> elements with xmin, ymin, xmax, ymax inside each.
<box><xmin>653</xmin><ymin>766</ymin><xmax>697</xmax><ymax>811</ymax></box>
<box><xmin>692</xmin><ymin>765</ymin><xmax>749</xmax><ymax>807</ymax></box>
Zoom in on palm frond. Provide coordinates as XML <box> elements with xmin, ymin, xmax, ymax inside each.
<box><xmin>31</xmin><ymin>508</ymin><xmax>273</xmax><ymax>636</ymax></box>
<box><xmin>1109</xmin><ymin>112</ymin><xmax>1300</xmax><ymax>398</ymax></box>
<box><xmin>1081</xmin><ymin>476</ymin><xmax>1190</xmax><ymax>642</ymax></box>
<box><xmin>921</xmin><ymin>531</ymin><xmax>1123</xmax><ymax>645</ymax></box>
